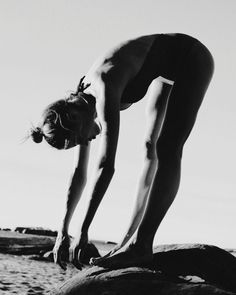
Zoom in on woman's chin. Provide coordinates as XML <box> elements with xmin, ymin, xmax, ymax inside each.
<box><xmin>64</xmin><ymin>141</ymin><xmax>78</xmax><ymax>149</ymax></box>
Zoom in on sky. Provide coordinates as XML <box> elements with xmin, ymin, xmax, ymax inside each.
<box><xmin>0</xmin><ymin>0</ymin><xmax>235</xmax><ymax>248</ymax></box>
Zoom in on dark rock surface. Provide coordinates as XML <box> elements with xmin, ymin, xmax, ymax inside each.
<box><xmin>52</xmin><ymin>244</ymin><xmax>236</xmax><ymax>295</ymax></box>
<box><xmin>152</xmin><ymin>244</ymin><xmax>236</xmax><ymax>292</ymax></box>
<box><xmin>15</xmin><ymin>226</ymin><xmax>58</xmax><ymax>236</ymax></box>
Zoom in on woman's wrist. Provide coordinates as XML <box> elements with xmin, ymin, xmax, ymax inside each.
<box><xmin>59</xmin><ymin>224</ymin><xmax>69</xmax><ymax>235</ymax></box>
<box><xmin>78</xmin><ymin>226</ymin><xmax>88</xmax><ymax>240</ymax></box>
<box><xmin>80</xmin><ymin>223</ymin><xmax>89</xmax><ymax>236</ymax></box>
<box><xmin>60</xmin><ymin>213</ymin><xmax>72</xmax><ymax>234</ymax></box>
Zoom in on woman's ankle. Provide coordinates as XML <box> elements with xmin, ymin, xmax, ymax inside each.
<box><xmin>130</xmin><ymin>239</ymin><xmax>153</xmax><ymax>255</ymax></box>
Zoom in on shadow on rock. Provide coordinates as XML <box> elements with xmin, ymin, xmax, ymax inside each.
<box><xmin>51</xmin><ymin>244</ymin><xmax>236</xmax><ymax>295</ymax></box>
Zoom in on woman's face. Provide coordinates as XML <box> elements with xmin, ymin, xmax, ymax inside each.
<box><xmin>64</xmin><ymin>107</ymin><xmax>100</xmax><ymax>149</ymax></box>
<box><xmin>64</xmin><ymin>124</ymin><xmax>99</xmax><ymax>149</ymax></box>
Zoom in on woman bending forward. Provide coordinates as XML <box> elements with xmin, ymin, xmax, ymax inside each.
<box><xmin>31</xmin><ymin>33</ymin><xmax>214</xmax><ymax>269</ymax></box>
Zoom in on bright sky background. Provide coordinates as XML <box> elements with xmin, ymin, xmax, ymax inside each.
<box><xmin>0</xmin><ymin>0</ymin><xmax>235</xmax><ymax>249</ymax></box>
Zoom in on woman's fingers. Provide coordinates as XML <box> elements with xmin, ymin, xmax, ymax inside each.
<box><xmin>53</xmin><ymin>247</ymin><xmax>60</xmax><ymax>264</ymax></box>
<box><xmin>54</xmin><ymin>247</ymin><xmax>67</xmax><ymax>270</ymax></box>
<box><xmin>69</xmin><ymin>247</ymin><xmax>83</xmax><ymax>270</ymax></box>
<box><xmin>58</xmin><ymin>259</ymin><xmax>67</xmax><ymax>270</ymax></box>
<box><xmin>69</xmin><ymin>245</ymin><xmax>78</xmax><ymax>262</ymax></box>
<box><xmin>69</xmin><ymin>247</ymin><xmax>73</xmax><ymax>262</ymax></box>
<box><xmin>72</xmin><ymin>256</ymin><xmax>83</xmax><ymax>270</ymax></box>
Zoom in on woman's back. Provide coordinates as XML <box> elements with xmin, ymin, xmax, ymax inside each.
<box><xmin>85</xmin><ymin>33</ymin><xmax>199</xmax><ymax>104</ymax></box>
<box><xmin>121</xmin><ymin>33</ymin><xmax>199</xmax><ymax>104</ymax></box>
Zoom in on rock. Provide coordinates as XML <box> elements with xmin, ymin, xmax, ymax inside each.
<box><xmin>152</xmin><ymin>244</ymin><xmax>236</xmax><ymax>292</ymax></box>
<box><xmin>14</xmin><ymin>227</ymin><xmax>25</xmax><ymax>233</ymax></box>
<box><xmin>51</xmin><ymin>244</ymin><xmax>236</xmax><ymax>295</ymax></box>
<box><xmin>0</xmin><ymin>230</ymin><xmax>55</xmax><ymax>255</ymax></box>
<box><xmin>79</xmin><ymin>242</ymin><xmax>101</xmax><ymax>264</ymax></box>
<box><xmin>15</xmin><ymin>227</ymin><xmax>58</xmax><ymax>237</ymax></box>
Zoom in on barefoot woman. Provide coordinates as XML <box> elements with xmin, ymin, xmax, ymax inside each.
<box><xmin>31</xmin><ymin>33</ymin><xmax>214</xmax><ymax>269</ymax></box>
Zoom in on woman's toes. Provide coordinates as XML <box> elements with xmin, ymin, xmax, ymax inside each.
<box><xmin>89</xmin><ymin>257</ymin><xmax>98</xmax><ymax>265</ymax></box>
<box><xmin>89</xmin><ymin>256</ymin><xmax>105</xmax><ymax>265</ymax></box>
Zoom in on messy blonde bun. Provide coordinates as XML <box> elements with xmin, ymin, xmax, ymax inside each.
<box><xmin>30</xmin><ymin>75</ymin><xmax>91</xmax><ymax>149</ymax></box>
<box><xmin>30</xmin><ymin>127</ymin><xmax>44</xmax><ymax>143</ymax></box>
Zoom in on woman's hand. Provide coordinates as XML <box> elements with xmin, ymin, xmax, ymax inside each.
<box><xmin>69</xmin><ymin>232</ymin><xmax>88</xmax><ymax>269</ymax></box>
<box><xmin>53</xmin><ymin>231</ymin><xmax>70</xmax><ymax>270</ymax></box>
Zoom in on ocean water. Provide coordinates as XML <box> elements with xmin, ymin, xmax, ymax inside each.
<box><xmin>0</xmin><ymin>253</ymin><xmax>79</xmax><ymax>294</ymax></box>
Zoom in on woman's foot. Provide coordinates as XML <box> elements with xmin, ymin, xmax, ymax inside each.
<box><xmin>90</xmin><ymin>243</ymin><xmax>153</xmax><ymax>269</ymax></box>
<box><xmin>100</xmin><ymin>244</ymin><xmax>120</xmax><ymax>258</ymax></box>
<box><xmin>90</xmin><ymin>243</ymin><xmax>121</xmax><ymax>265</ymax></box>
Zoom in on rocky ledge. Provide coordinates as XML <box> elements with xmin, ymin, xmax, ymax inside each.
<box><xmin>51</xmin><ymin>244</ymin><xmax>236</xmax><ymax>295</ymax></box>
<box><xmin>0</xmin><ymin>229</ymin><xmax>56</xmax><ymax>255</ymax></box>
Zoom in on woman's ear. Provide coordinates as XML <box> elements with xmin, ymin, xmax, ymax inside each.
<box><xmin>47</xmin><ymin>110</ymin><xmax>59</xmax><ymax>124</ymax></box>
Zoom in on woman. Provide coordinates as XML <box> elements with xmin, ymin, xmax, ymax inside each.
<box><xmin>31</xmin><ymin>33</ymin><xmax>214</xmax><ymax>270</ymax></box>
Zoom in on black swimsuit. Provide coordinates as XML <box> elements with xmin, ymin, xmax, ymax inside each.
<box><xmin>121</xmin><ymin>33</ymin><xmax>199</xmax><ymax>105</ymax></box>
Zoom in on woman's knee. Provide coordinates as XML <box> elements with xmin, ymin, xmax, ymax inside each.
<box><xmin>156</xmin><ymin>137</ymin><xmax>183</xmax><ymax>163</ymax></box>
<box><xmin>144</xmin><ymin>140</ymin><xmax>157</xmax><ymax>160</ymax></box>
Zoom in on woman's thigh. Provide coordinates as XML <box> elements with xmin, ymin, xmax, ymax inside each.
<box><xmin>156</xmin><ymin>42</ymin><xmax>214</xmax><ymax>155</ymax></box>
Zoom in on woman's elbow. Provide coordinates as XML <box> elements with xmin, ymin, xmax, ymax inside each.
<box><xmin>103</xmin><ymin>164</ymin><xmax>115</xmax><ymax>176</ymax></box>
<box><xmin>99</xmin><ymin>162</ymin><xmax>115</xmax><ymax>177</ymax></box>
<box><xmin>108</xmin><ymin>165</ymin><xmax>115</xmax><ymax>176</ymax></box>
<box><xmin>73</xmin><ymin>168</ymin><xmax>87</xmax><ymax>186</ymax></box>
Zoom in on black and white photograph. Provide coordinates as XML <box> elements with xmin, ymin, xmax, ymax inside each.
<box><xmin>0</xmin><ymin>1</ymin><xmax>235</xmax><ymax>294</ymax></box>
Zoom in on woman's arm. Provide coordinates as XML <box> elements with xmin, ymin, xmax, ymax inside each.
<box><xmin>80</xmin><ymin>84</ymin><xmax>120</xmax><ymax>235</ymax></box>
<box><xmin>60</xmin><ymin>144</ymin><xmax>91</xmax><ymax>234</ymax></box>
<box><xmin>69</xmin><ymin>82</ymin><xmax>120</xmax><ymax>267</ymax></box>
<box><xmin>53</xmin><ymin>144</ymin><xmax>90</xmax><ymax>269</ymax></box>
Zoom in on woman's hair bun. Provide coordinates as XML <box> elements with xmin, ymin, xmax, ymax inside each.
<box><xmin>31</xmin><ymin>127</ymin><xmax>44</xmax><ymax>143</ymax></box>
